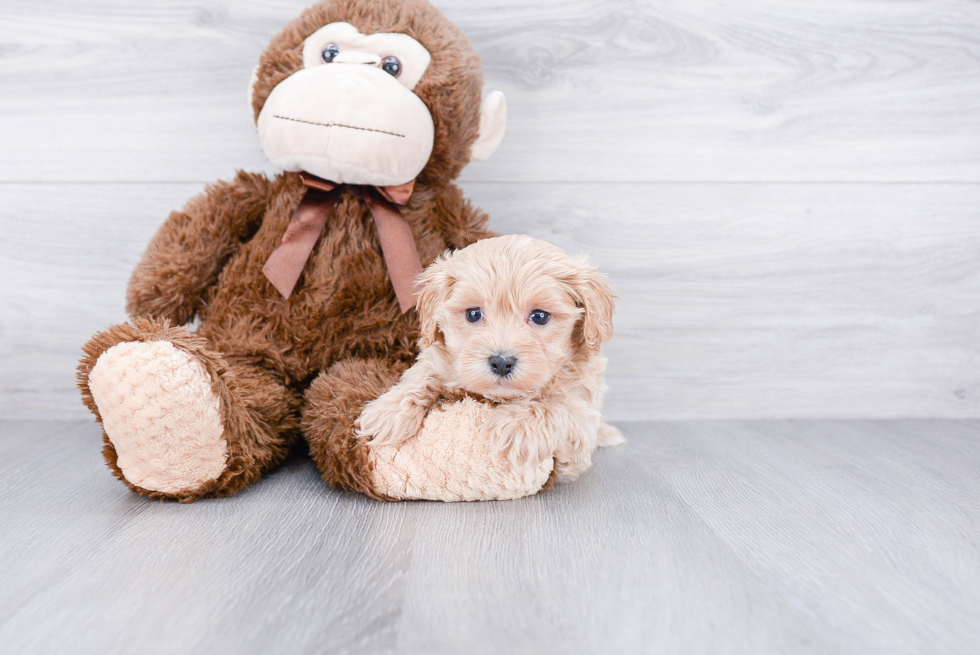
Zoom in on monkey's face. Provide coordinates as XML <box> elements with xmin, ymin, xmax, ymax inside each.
<box><xmin>252</xmin><ymin>1</ymin><xmax>507</xmax><ymax>186</ymax></box>
<box><xmin>256</xmin><ymin>22</ymin><xmax>435</xmax><ymax>186</ymax></box>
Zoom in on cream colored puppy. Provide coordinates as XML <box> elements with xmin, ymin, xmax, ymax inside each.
<box><xmin>357</xmin><ymin>234</ymin><xmax>625</xmax><ymax>482</ymax></box>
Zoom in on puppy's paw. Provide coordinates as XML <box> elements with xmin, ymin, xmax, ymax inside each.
<box><xmin>482</xmin><ymin>404</ymin><xmax>554</xmax><ymax>473</ymax></box>
<box><xmin>554</xmin><ymin>454</ymin><xmax>593</xmax><ymax>483</ymax></box>
<box><xmin>356</xmin><ymin>392</ymin><xmax>427</xmax><ymax>447</ymax></box>
<box><xmin>597</xmin><ymin>421</ymin><xmax>626</xmax><ymax>447</ymax></box>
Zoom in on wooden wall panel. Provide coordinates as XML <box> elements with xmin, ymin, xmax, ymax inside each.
<box><xmin>2</xmin><ymin>0</ymin><xmax>979</xmax><ymax>418</ymax></box>
<box><xmin>3</xmin><ymin>183</ymin><xmax>978</xmax><ymax>419</ymax></box>
<box><xmin>1</xmin><ymin>0</ymin><xmax>978</xmax><ymax>182</ymax></box>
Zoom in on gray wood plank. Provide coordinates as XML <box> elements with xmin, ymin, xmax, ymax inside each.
<box><xmin>0</xmin><ymin>419</ymin><xmax>978</xmax><ymax>654</ymax></box>
<box><xmin>1</xmin><ymin>0</ymin><xmax>978</xmax><ymax>182</ymax></box>
<box><xmin>665</xmin><ymin>420</ymin><xmax>980</xmax><ymax>654</ymax></box>
<box><xmin>3</xmin><ymin>182</ymin><xmax>978</xmax><ymax>421</ymax></box>
<box><xmin>469</xmin><ymin>181</ymin><xmax>980</xmax><ymax>419</ymax></box>
<box><xmin>0</xmin><ymin>421</ymin><xmax>153</xmax><ymax>626</ymax></box>
<box><xmin>0</xmin><ymin>420</ymin><xmax>417</xmax><ymax>654</ymax></box>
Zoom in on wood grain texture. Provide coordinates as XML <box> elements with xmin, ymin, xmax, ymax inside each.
<box><xmin>472</xmin><ymin>182</ymin><xmax>980</xmax><ymax>419</ymax></box>
<box><xmin>2</xmin><ymin>0</ymin><xmax>980</xmax><ymax>419</ymax></box>
<box><xmin>0</xmin><ymin>0</ymin><xmax>979</xmax><ymax>182</ymax></box>
<box><xmin>3</xmin><ymin>182</ymin><xmax>978</xmax><ymax>420</ymax></box>
<box><xmin>0</xmin><ymin>419</ymin><xmax>978</xmax><ymax>654</ymax></box>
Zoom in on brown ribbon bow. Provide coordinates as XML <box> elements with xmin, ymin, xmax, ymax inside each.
<box><xmin>262</xmin><ymin>173</ymin><xmax>423</xmax><ymax>313</ymax></box>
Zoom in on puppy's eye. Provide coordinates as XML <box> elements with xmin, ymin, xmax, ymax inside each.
<box><xmin>529</xmin><ymin>310</ymin><xmax>550</xmax><ymax>326</ymax></box>
<box><xmin>381</xmin><ymin>56</ymin><xmax>401</xmax><ymax>77</ymax></box>
<box><xmin>465</xmin><ymin>308</ymin><xmax>483</xmax><ymax>323</ymax></box>
<box><xmin>321</xmin><ymin>44</ymin><xmax>340</xmax><ymax>63</ymax></box>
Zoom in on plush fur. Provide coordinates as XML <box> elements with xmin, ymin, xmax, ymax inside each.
<box><xmin>77</xmin><ymin>0</ymin><xmax>495</xmax><ymax>501</ymax></box>
<box><xmin>358</xmin><ymin>235</ymin><xmax>625</xmax><ymax>486</ymax></box>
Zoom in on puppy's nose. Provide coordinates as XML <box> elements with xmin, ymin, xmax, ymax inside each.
<box><xmin>488</xmin><ymin>354</ymin><xmax>517</xmax><ymax>377</ymax></box>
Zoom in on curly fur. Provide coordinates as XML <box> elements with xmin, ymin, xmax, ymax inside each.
<box><xmin>357</xmin><ymin>235</ymin><xmax>625</xmax><ymax>483</ymax></box>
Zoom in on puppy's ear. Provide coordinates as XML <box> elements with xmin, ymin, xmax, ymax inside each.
<box><xmin>567</xmin><ymin>256</ymin><xmax>616</xmax><ymax>353</ymax></box>
<box><xmin>415</xmin><ymin>253</ymin><xmax>456</xmax><ymax>348</ymax></box>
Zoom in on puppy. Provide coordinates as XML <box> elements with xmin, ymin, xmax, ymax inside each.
<box><xmin>356</xmin><ymin>234</ymin><xmax>625</xmax><ymax>482</ymax></box>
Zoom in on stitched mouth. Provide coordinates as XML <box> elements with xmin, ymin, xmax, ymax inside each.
<box><xmin>273</xmin><ymin>115</ymin><xmax>405</xmax><ymax>138</ymax></box>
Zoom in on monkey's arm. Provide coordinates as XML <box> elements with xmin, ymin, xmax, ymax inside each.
<box><xmin>126</xmin><ymin>171</ymin><xmax>272</xmax><ymax>324</ymax></box>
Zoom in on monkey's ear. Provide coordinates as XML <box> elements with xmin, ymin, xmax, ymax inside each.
<box><xmin>470</xmin><ymin>91</ymin><xmax>507</xmax><ymax>161</ymax></box>
<box><xmin>415</xmin><ymin>254</ymin><xmax>457</xmax><ymax>348</ymax></box>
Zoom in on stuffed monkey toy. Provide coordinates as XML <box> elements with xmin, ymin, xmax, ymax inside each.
<box><xmin>77</xmin><ymin>0</ymin><xmax>510</xmax><ymax>502</ymax></box>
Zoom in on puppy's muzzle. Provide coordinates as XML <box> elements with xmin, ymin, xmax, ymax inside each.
<box><xmin>488</xmin><ymin>354</ymin><xmax>517</xmax><ymax>378</ymax></box>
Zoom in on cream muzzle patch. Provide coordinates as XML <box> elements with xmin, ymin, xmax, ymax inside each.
<box><xmin>257</xmin><ymin>22</ymin><xmax>435</xmax><ymax>186</ymax></box>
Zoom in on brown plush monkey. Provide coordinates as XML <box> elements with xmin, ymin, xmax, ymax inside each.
<box><xmin>77</xmin><ymin>0</ymin><xmax>508</xmax><ymax>502</ymax></box>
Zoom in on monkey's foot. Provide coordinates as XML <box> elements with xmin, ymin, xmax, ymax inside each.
<box><xmin>87</xmin><ymin>340</ymin><xmax>228</xmax><ymax>496</ymax></box>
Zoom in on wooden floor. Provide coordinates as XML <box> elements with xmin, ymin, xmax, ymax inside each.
<box><xmin>1</xmin><ymin>419</ymin><xmax>978</xmax><ymax>654</ymax></box>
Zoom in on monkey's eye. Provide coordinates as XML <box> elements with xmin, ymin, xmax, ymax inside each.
<box><xmin>381</xmin><ymin>56</ymin><xmax>402</xmax><ymax>77</ymax></box>
<box><xmin>465</xmin><ymin>308</ymin><xmax>483</xmax><ymax>323</ymax></box>
<box><xmin>529</xmin><ymin>310</ymin><xmax>550</xmax><ymax>326</ymax></box>
<box><xmin>321</xmin><ymin>44</ymin><xmax>340</xmax><ymax>63</ymax></box>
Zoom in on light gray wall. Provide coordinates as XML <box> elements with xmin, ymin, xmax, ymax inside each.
<box><xmin>1</xmin><ymin>0</ymin><xmax>979</xmax><ymax>420</ymax></box>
